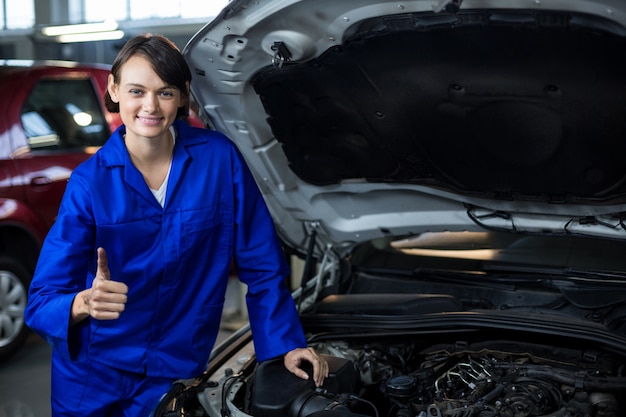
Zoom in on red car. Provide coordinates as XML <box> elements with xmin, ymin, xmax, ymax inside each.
<box><xmin>0</xmin><ymin>60</ymin><xmax>122</xmax><ymax>359</ymax></box>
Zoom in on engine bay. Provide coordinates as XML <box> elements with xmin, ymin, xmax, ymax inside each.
<box><xmin>235</xmin><ymin>337</ymin><xmax>626</xmax><ymax>417</ymax></box>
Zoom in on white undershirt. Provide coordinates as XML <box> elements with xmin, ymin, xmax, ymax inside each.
<box><xmin>150</xmin><ymin>126</ymin><xmax>176</xmax><ymax>207</ymax></box>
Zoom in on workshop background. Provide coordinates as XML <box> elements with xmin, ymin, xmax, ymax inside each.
<box><xmin>0</xmin><ymin>2</ymin><xmax>267</xmax><ymax>416</ymax></box>
<box><xmin>0</xmin><ymin>0</ymin><xmax>230</xmax><ymax>61</ymax></box>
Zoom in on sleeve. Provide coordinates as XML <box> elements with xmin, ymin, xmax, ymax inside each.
<box><xmin>230</xmin><ymin>146</ymin><xmax>307</xmax><ymax>362</ymax></box>
<box><xmin>24</xmin><ymin>171</ymin><xmax>96</xmax><ymax>361</ymax></box>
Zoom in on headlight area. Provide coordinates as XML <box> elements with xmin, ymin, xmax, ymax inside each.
<box><xmin>154</xmin><ymin>335</ymin><xmax>626</xmax><ymax>417</ymax></box>
<box><xmin>152</xmin><ymin>339</ymin><xmax>256</xmax><ymax>417</ymax></box>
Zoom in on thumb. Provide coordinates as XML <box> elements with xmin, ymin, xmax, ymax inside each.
<box><xmin>96</xmin><ymin>247</ymin><xmax>110</xmax><ymax>280</ymax></box>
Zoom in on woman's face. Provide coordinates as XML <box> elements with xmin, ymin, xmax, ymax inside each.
<box><xmin>107</xmin><ymin>54</ymin><xmax>186</xmax><ymax>141</ymax></box>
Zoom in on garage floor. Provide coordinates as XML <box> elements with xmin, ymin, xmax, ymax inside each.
<box><xmin>0</xmin><ymin>334</ymin><xmax>52</xmax><ymax>416</ymax></box>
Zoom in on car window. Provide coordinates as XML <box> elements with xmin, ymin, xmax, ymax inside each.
<box><xmin>20</xmin><ymin>78</ymin><xmax>109</xmax><ymax>151</ymax></box>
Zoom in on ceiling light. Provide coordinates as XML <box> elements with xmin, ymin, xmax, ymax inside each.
<box><xmin>56</xmin><ymin>30</ymin><xmax>125</xmax><ymax>43</ymax></box>
<box><xmin>42</xmin><ymin>20</ymin><xmax>119</xmax><ymax>37</ymax></box>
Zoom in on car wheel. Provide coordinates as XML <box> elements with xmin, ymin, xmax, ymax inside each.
<box><xmin>0</xmin><ymin>257</ymin><xmax>30</xmax><ymax>360</ymax></box>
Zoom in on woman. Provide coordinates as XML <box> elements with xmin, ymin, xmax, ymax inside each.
<box><xmin>25</xmin><ymin>33</ymin><xmax>327</xmax><ymax>416</ymax></box>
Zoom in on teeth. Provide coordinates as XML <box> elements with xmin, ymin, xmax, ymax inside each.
<box><xmin>138</xmin><ymin>116</ymin><xmax>161</xmax><ymax>123</ymax></box>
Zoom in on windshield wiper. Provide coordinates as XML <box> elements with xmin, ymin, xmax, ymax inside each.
<box><xmin>355</xmin><ymin>265</ymin><xmax>518</xmax><ymax>291</ymax></box>
<box><xmin>484</xmin><ymin>263</ymin><xmax>626</xmax><ymax>284</ymax></box>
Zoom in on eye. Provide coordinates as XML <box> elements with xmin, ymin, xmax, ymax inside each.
<box><xmin>161</xmin><ymin>90</ymin><xmax>175</xmax><ymax>97</ymax></box>
<box><xmin>129</xmin><ymin>89</ymin><xmax>143</xmax><ymax>95</ymax></box>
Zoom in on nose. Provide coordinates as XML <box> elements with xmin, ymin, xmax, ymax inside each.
<box><xmin>142</xmin><ymin>93</ymin><xmax>159</xmax><ymax>112</ymax></box>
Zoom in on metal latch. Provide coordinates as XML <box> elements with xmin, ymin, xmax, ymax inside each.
<box><xmin>271</xmin><ymin>41</ymin><xmax>292</xmax><ymax>68</ymax></box>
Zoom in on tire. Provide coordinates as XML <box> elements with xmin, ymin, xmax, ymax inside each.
<box><xmin>0</xmin><ymin>257</ymin><xmax>31</xmax><ymax>361</ymax></box>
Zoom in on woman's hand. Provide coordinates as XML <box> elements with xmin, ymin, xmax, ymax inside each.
<box><xmin>70</xmin><ymin>247</ymin><xmax>128</xmax><ymax>325</ymax></box>
<box><xmin>284</xmin><ymin>347</ymin><xmax>329</xmax><ymax>387</ymax></box>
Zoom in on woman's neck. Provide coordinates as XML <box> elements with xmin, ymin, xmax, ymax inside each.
<box><xmin>125</xmin><ymin>129</ymin><xmax>175</xmax><ymax>190</ymax></box>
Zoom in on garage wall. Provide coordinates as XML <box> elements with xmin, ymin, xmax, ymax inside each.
<box><xmin>0</xmin><ymin>0</ymin><xmax>214</xmax><ymax>63</ymax></box>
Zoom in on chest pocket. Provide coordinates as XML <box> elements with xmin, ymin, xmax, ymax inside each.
<box><xmin>96</xmin><ymin>217</ymin><xmax>161</xmax><ymax>277</ymax></box>
<box><xmin>180</xmin><ymin>205</ymin><xmax>234</xmax><ymax>257</ymax></box>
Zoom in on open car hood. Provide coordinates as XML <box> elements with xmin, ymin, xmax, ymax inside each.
<box><xmin>183</xmin><ymin>0</ymin><xmax>626</xmax><ymax>255</ymax></box>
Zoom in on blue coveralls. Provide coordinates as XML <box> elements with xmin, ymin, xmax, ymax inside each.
<box><xmin>25</xmin><ymin>120</ymin><xmax>307</xmax><ymax>416</ymax></box>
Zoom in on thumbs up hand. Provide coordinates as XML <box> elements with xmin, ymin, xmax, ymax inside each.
<box><xmin>70</xmin><ymin>247</ymin><xmax>129</xmax><ymax>325</ymax></box>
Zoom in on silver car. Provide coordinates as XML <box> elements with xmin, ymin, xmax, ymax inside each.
<box><xmin>155</xmin><ymin>0</ymin><xmax>626</xmax><ymax>416</ymax></box>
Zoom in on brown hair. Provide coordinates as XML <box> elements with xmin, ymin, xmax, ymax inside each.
<box><xmin>104</xmin><ymin>33</ymin><xmax>192</xmax><ymax>119</ymax></box>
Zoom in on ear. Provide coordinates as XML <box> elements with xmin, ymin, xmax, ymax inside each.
<box><xmin>107</xmin><ymin>73</ymin><xmax>120</xmax><ymax>103</ymax></box>
<box><xmin>181</xmin><ymin>81</ymin><xmax>190</xmax><ymax>106</ymax></box>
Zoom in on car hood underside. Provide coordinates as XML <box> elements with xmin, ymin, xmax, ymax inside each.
<box><xmin>184</xmin><ymin>1</ymin><xmax>626</xmax><ymax>251</ymax></box>
<box><xmin>254</xmin><ymin>12</ymin><xmax>626</xmax><ymax>198</ymax></box>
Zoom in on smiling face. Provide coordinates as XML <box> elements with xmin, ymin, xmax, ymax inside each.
<box><xmin>107</xmin><ymin>54</ymin><xmax>186</xmax><ymax>142</ymax></box>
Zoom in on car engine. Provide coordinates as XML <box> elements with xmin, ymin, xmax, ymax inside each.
<box><xmin>246</xmin><ymin>339</ymin><xmax>625</xmax><ymax>417</ymax></box>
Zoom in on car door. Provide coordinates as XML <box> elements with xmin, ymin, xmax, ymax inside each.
<box><xmin>13</xmin><ymin>70</ymin><xmax>113</xmax><ymax>231</ymax></box>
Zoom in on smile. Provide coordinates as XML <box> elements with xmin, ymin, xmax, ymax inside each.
<box><xmin>137</xmin><ymin>116</ymin><xmax>163</xmax><ymax>125</ymax></box>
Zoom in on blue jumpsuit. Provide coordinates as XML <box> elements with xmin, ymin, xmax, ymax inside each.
<box><xmin>25</xmin><ymin>120</ymin><xmax>307</xmax><ymax>416</ymax></box>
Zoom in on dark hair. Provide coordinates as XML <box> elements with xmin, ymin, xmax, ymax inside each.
<box><xmin>104</xmin><ymin>33</ymin><xmax>192</xmax><ymax>118</ymax></box>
